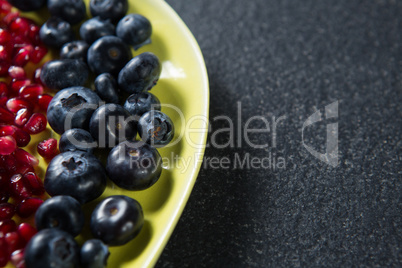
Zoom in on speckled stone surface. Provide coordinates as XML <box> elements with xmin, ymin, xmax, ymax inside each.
<box><xmin>157</xmin><ymin>0</ymin><xmax>401</xmax><ymax>267</ymax></box>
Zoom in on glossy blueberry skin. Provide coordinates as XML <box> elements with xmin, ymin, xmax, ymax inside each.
<box><xmin>90</xmin><ymin>195</ymin><xmax>144</xmax><ymax>246</ymax></box>
<box><xmin>106</xmin><ymin>140</ymin><xmax>162</xmax><ymax>190</ymax></box>
<box><xmin>89</xmin><ymin>103</ymin><xmax>137</xmax><ymax>148</ymax></box>
<box><xmin>44</xmin><ymin>151</ymin><xmax>107</xmax><ymax>204</ymax></box>
<box><xmin>89</xmin><ymin>0</ymin><xmax>128</xmax><ymax>23</ymax></box>
<box><xmin>59</xmin><ymin>128</ymin><xmax>97</xmax><ymax>154</ymax></box>
<box><xmin>24</xmin><ymin>229</ymin><xmax>79</xmax><ymax>268</ymax></box>
<box><xmin>47</xmin><ymin>86</ymin><xmax>101</xmax><ymax>135</ymax></box>
<box><xmin>40</xmin><ymin>59</ymin><xmax>88</xmax><ymax>90</ymax></box>
<box><xmin>138</xmin><ymin>110</ymin><xmax>174</xmax><ymax>147</ymax></box>
<box><xmin>39</xmin><ymin>17</ymin><xmax>74</xmax><ymax>48</ymax></box>
<box><xmin>6</xmin><ymin>0</ymin><xmax>45</xmax><ymax>11</ymax></box>
<box><xmin>94</xmin><ymin>73</ymin><xmax>119</xmax><ymax>104</ymax></box>
<box><xmin>80</xmin><ymin>239</ymin><xmax>110</xmax><ymax>268</ymax></box>
<box><xmin>48</xmin><ymin>0</ymin><xmax>86</xmax><ymax>25</ymax></box>
<box><xmin>124</xmin><ymin>92</ymin><xmax>160</xmax><ymax>118</ymax></box>
<box><xmin>35</xmin><ymin>195</ymin><xmax>84</xmax><ymax>237</ymax></box>
<box><xmin>80</xmin><ymin>17</ymin><xmax>115</xmax><ymax>44</ymax></box>
<box><xmin>116</xmin><ymin>14</ymin><xmax>152</xmax><ymax>47</ymax></box>
<box><xmin>118</xmin><ymin>52</ymin><xmax>161</xmax><ymax>94</ymax></box>
<box><xmin>60</xmin><ymin>41</ymin><xmax>89</xmax><ymax>62</ymax></box>
<box><xmin>88</xmin><ymin>36</ymin><xmax>132</xmax><ymax>76</ymax></box>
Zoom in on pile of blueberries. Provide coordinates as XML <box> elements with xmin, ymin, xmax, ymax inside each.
<box><xmin>6</xmin><ymin>0</ymin><xmax>175</xmax><ymax>267</ymax></box>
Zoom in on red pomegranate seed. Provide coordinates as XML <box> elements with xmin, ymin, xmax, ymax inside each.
<box><xmin>0</xmin><ymin>136</ymin><xmax>17</xmax><ymax>155</ymax></box>
<box><xmin>28</xmin><ymin>24</ymin><xmax>41</xmax><ymax>44</ymax></box>
<box><xmin>0</xmin><ymin>237</ymin><xmax>9</xmax><ymax>267</ymax></box>
<box><xmin>6</xmin><ymin>97</ymin><xmax>32</xmax><ymax>113</ymax></box>
<box><xmin>0</xmin><ymin>81</ymin><xmax>8</xmax><ymax>97</ymax></box>
<box><xmin>31</xmin><ymin>46</ymin><xmax>47</xmax><ymax>64</ymax></box>
<box><xmin>0</xmin><ymin>96</ymin><xmax>6</xmax><ymax>106</ymax></box>
<box><xmin>17</xmin><ymin>223</ymin><xmax>36</xmax><ymax>243</ymax></box>
<box><xmin>0</xmin><ymin>125</ymin><xmax>14</xmax><ymax>136</ymax></box>
<box><xmin>10</xmin><ymin>248</ymin><xmax>25</xmax><ymax>268</ymax></box>
<box><xmin>37</xmin><ymin>138</ymin><xmax>58</xmax><ymax>160</ymax></box>
<box><xmin>3</xmin><ymin>11</ymin><xmax>19</xmax><ymax>25</ymax></box>
<box><xmin>0</xmin><ymin>28</ymin><xmax>10</xmax><ymax>44</ymax></box>
<box><xmin>9</xmin><ymin>174</ymin><xmax>32</xmax><ymax>200</ymax></box>
<box><xmin>0</xmin><ymin>219</ymin><xmax>17</xmax><ymax>236</ymax></box>
<box><xmin>12</xmin><ymin>45</ymin><xmax>33</xmax><ymax>67</ymax></box>
<box><xmin>23</xmin><ymin>113</ymin><xmax>47</xmax><ymax>134</ymax></box>
<box><xmin>19</xmin><ymin>84</ymin><xmax>43</xmax><ymax>102</ymax></box>
<box><xmin>0</xmin><ymin>0</ymin><xmax>12</xmax><ymax>16</ymax></box>
<box><xmin>37</xmin><ymin>94</ymin><xmax>52</xmax><ymax>111</ymax></box>
<box><xmin>0</xmin><ymin>43</ymin><xmax>11</xmax><ymax>61</ymax></box>
<box><xmin>10</xmin><ymin>79</ymin><xmax>31</xmax><ymax>96</ymax></box>
<box><xmin>14</xmin><ymin>164</ymin><xmax>34</xmax><ymax>176</ymax></box>
<box><xmin>14</xmin><ymin>108</ymin><xmax>32</xmax><ymax>127</ymax></box>
<box><xmin>14</xmin><ymin>148</ymin><xmax>39</xmax><ymax>167</ymax></box>
<box><xmin>5</xmin><ymin>231</ymin><xmax>24</xmax><ymax>253</ymax></box>
<box><xmin>10</xmin><ymin>127</ymin><xmax>30</xmax><ymax>147</ymax></box>
<box><xmin>3</xmin><ymin>154</ymin><xmax>17</xmax><ymax>174</ymax></box>
<box><xmin>9</xmin><ymin>17</ymin><xmax>31</xmax><ymax>37</ymax></box>
<box><xmin>32</xmin><ymin>68</ymin><xmax>42</xmax><ymax>85</ymax></box>
<box><xmin>8</xmin><ymin>66</ymin><xmax>26</xmax><ymax>80</ymax></box>
<box><xmin>0</xmin><ymin>60</ymin><xmax>10</xmax><ymax>77</ymax></box>
<box><xmin>0</xmin><ymin>107</ymin><xmax>14</xmax><ymax>124</ymax></box>
<box><xmin>0</xmin><ymin>203</ymin><xmax>15</xmax><ymax>220</ymax></box>
<box><xmin>22</xmin><ymin>172</ymin><xmax>44</xmax><ymax>195</ymax></box>
<box><xmin>16</xmin><ymin>197</ymin><xmax>43</xmax><ymax>218</ymax></box>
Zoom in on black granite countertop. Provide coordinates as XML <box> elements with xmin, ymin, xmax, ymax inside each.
<box><xmin>157</xmin><ymin>0</ymin><xmax>401</xmax><ymax>267</ymax></box>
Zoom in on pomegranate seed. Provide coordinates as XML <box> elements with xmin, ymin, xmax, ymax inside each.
<box><xmin>0</xmin><ymin>203</ymin><xmax>15</xmax><ymax>220</ymax></box>
<box><xmin>8</xmin><ymin>66</ymin><xmax>26</xmax><ymax>80</ymax></box>
<box><xmin>0</xmin><ymin>168</ymin><xmax>8</xmax><ymax>186</ymax></box>
<box><xmin>9</xmin><ymin>17</ymin><xmax>31</xmax><ymax>37</ymax></box>
<box><xmin>30</xmin><ymin>46</ymin><xmax>47</xmax><ymax>64</ymax></box>
<box><xmin>0</xmin><ymin>96</ymin><xmax>6</xmax><ymax>106</ymax></box>
<box><xmin>19</xmin><ymin>84</ymin><xmax>43</xmax><ymax>102</ymax></box>
<box><xmin>3</xmin><ymin>11</ymin><xmax>19</xmax><ymax>25</ymax></box>
<box><xmin>9</xmin><ymin>174</ymin><xmax>32</xmax><ymax>200</ymax></box>
<box><xmin>14</xmin><ymin>164</ymin><xmax>34</xmax><ymax>176</ymax></box>
<box><xmin>32</xmin><ymin>68</ymin><xmax>42</xmax><ymax>85</ymax></box>
<box><xmin>5</xmin><ymin>231</ymin><xmax>24</xmax><ymax>252</ymax></box>
<box><xmin>28</xmin><ymin>24</ymin><xmax>41</xmax><ymax>44</ymax></box>
<box><xmin>10</xmin><ymin>79</ymin><xmax>31</xmax><ymax>96</ymax></box>
<box><xmin>23</xmin><ymin>113</ymin><xmax>47</xmax><ymax>134</ymax></box>
<box><xmin>0</xmin><ymin>60</ymin><xmax>10</xmax><ymax>77</ymax></box>
<box><xmin>37</xmin><ymin>138</ymin><xmax>58</xmax><ymax>160</ymax></box>
<box><xmin>3</xmin><ymin>154</ymin><xmax>17</xmax><ymax>174</ymax></box>
<box><xmin>12</xmin><ymin>45</ymin><xmax>33</xmax><ymax>67</ymax></box>
<box><xmin>10</xmin><ymin>248</ymin><xmax>25</xmax><ymax>268</ymax></box>
<box><xmin>0</xmin><ymin>136</ymin><xmax>17</xmax><ymax>155</ymax></box>
<box><xmin>22</xmin><ymin>172</ymin><xmax>44</xmax><ymax>195</ymax></box>
<box><xmin>37</xmin><ymin>94</ymin><xmax>52</xmax><ymax>111</ymax></box>
<box><xmin>14</xmin><ymin>108</ymin><xmax>32</xmax><ymax>127</ymax></box>
<box><xmin>16</xmin><ymin>197</ymin><xmax>43</xmax><ymax>218</ymax></box>
<box><xmin>0</xmin><ymin>125</ymin><xmax>14</xmax><ymax>136</ymax></box>
<box><xmin>6</xmin><ymin>97</ymin><xmax>32</xmax><ymax>113</ymax></box>
<box><xmin>14</xmin><ymin>148</ymin><xmax>39</xmax><ymax>167</ymax></box>
<box><xmin>0</xmin><ymin>81</ymin><xmax>7</xmax><ymax>97</ymax></box>
<box><xmin>0</xmin><ymin>219</ymin><xmax>17</xmax><ymax>236</ymax></box>
<box><xmin>0</xmin><ymin>237</ymin><xmax>9</xmax><ymax>266</ymax></box>
<box><xmin>0</xmin><ymin>107</ymin><xmax>14</xmax><ymax>124</ymax></box>
<box><xmin>0</xmin><ymin>43</ymin><xmax>11</xmax><ymax>61</ymax></box>
<box><xmin>0</xmin><ymin>28</ymin><xmax>10</xmax><ymax>44</ymax></box>
<box><xmin>10</xmin><ymin>127</ymin><xmax>30</xmax><ymax>147</ymax></box>
<box><xmin>11</xmin><ymin>35</ymin><xmax>31</xmax><ymax>51</ymax></box>
<box><xmin>0</xmin><ymin>1</ymin><xmax>12</xmax><ymax>16</ymax></box>
<box><xmin>17</xmin><ymin>223</ymin><xmax>36</xmax><ymax>243</ymax></box>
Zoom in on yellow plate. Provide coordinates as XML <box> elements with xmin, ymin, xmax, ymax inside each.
<box><xmin>8</xmin><ymin>0</ymin><xmax>209</xmax><ymax>267</ymax></box>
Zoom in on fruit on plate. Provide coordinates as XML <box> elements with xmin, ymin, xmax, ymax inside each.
<box><xmin>138</xmin><ymin>110</ymin><xmax>175</xmax><ymax>147</ymax></box>
<box><xmin>79</xmin><ymin>16</ymin><xmax>116</xmax><ymax>44</ymax></box>
<box><xmin>116</xmin><ymin>14</ymin><xmax>152</xmax><ymax>48</ymax></box>
<box><xmin>39</xmin><ymin>17</ymin><xmax>75</xmax><ymax>48</ymax></box>
<box><xmin>94</xmin><ymin>73</ymin><xmax>120</xmax><ymax>104</ymax></box>
<box><xmin>80</xmin><ymin>239</ymin><xmax>110</xmax><ymax>268</ymax></box>
<box><xmin>106</xmin><ymin>140</ymin><xmax>162</xmax><ymax>190</ymax></box>
<box><xmin>60</xmin><ymin>40</ymin><xmax>89</xmax><ymax>62</ymax></box>
<box><xmin>47</xmin><ymin>86</ymin><xmax>101</xmax><ymax>134</ymax></box>
<box><xmin>44</xmin><ymin>151</ymin><xmax>107</xmax><ymax>204</ymax></box>
<box><xmin>118</xmin><ymin>52</ymin><xmax>161</xmax><ymax>93</ymax></box>
<box><xmin>124</xmin><ymin>91</ymin><xmax>161</xmax><ymax>118</ymax></box>
<box><xmin>24</xmin><ymin>229</ymin><xmax>80</xmax><ymax>268</ymax></box>
<box><xmin>89</xmin><ymin>0</ymin><xmax>128</xmax><ymax>23</ymax></box>
<box><xmin>47</xmin><ymin>0</ymin><xmax>86</xmax><ymax>25</ymax></box>
<box><xmin>90</xmin><ymin>195</ymin><xmax>144</xmax><ymax>246</ymax></box>
<box><xmin>59</xmin><ymin>128</ymin><xmax>97</xmax><ymax>154</ymax></box>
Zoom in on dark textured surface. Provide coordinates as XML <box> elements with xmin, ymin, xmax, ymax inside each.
<box><xmin>158</xmin><ymin>0</ymin><xmax>402</xmax><ymax>267</ymax></box>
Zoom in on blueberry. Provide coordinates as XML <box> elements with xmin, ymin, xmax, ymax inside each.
<box><xmin>6</xmin><ymin>0</ymin><xmax>45</xmax><ymax>11</ymax></box>
<box><xmin>106</xmin><ymin>140</ymin><xmax>162</xmax><ymax>190</ymax></box>
<box><xmin>59</xmin><ymin>128</ymin><xmax>97</xmax><ymax>154</ymax></box>
<box><xmin>24</xmin><ymin>229</ymin><xmax>79</xmax><ymax>268</ymax></box>
<box><xmin>94</xmin><ymin>73</ymin><xmax>119</xmax><ymax>104</ymax></box>
<box><xmin>124</xmin><ymin>92</ymin><xmax>160</xmax><ymax>118</ymax></box>
<box><xmin>90</xmin><ymin>195</ymin><xmax>144</xmax><ymax>246</ymax></box>
<box><xmin>47</xmin><ymin>86</ymin><xmax>101</xmax><ymax>135</ymax></box>
<box><xmin>44</xmin><ymin>151</ymin><xmax>107</xmax><ymax>204</ymax></box>
<box><xmin>47</xmin><ymin>0</ymin><xmax>86</xmax><ymax>25</ymax></box>
<box><xmin>39</xmin><ymin>17</ymin><xmax>74</xmax><ymax>48</ymax></box>
<box><xmin>118</xmin><ymin>52</ymin><xmax>161</xmax><ymax>94</ymax></box>
<box><xmin>116</xmin><ymin>14</ymin><xmax>152</xmax><ymax>48</ymax></box>
<box><xmin>87</xmin><ymin>36</ymin><xmax>132</xmax><ymax>76</ymax></box>
<box><xmin>40</xmin><ymin>59</ymin><xmax>88</xmax><ymax>90</ymax></box>
<box><xmin>79</xmin><ymin>17</ymin><xmax>115</xmax><ymax>44</ymax></box>
<box><xmin>89</xmin><ymin>103</ymin><xmax>136</xmax><ymax>148</ymax></box>
<box><xmin>89</xmin><ymin>0</ymin><xmax>128</xmax><ymax>23</ymax></box>
<box><xmin>60</xmin><ymin>41</ymin><xmax>89</xmax><ymax>62</ymax></box>
<box><xmin>35</xmin><ymin>195</ymin><xmax>84</xmax><ymax>237</ymax></box>
<box><xmin>80</xmin><ymin>239</ymin><xmax>109</xmax><ymax>268</ymax></box>
<box><xmin>138</xmin><ymin>110</ymin><xmax>174</xmax><ymax>147</ymax></box>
